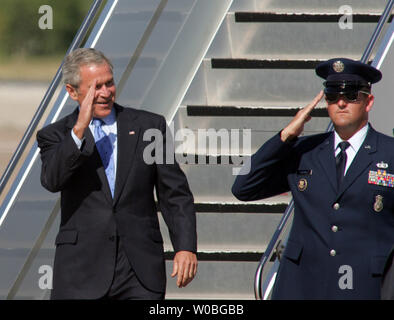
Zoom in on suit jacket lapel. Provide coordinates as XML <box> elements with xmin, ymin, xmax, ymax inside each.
<box><xmin>113</xmin><ymin>104</ymin><xmax>140</xmax><ymax>205</ymax></box>
<box><xmin>65</xmin><ymin>107</ymin><xmax>113</xmax><ymax>204</ymax></box>
<box><xmin>317</xmin><ymin>133</ymin><xmax>338</xmax><ymax>192</ymax></box>
<box><xmin>338</xmin><ymin>126</ymin><xmax>377</xmax><ymax>196</ymax></box>
<box><xmin>65</xmin><ymin>108</ymin><xmax>79</xmax><ymax>129</ymax></box>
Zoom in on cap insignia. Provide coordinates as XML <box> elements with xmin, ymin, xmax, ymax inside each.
<box><xmin>333</xmin><ymin>60</ymin><xmax>345</xmax><ymax>73</ymax></box>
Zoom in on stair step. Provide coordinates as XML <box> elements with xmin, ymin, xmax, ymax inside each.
<box><xmin>186</xmin><ymin>60</ymin><xmax>329</xmax><ymax>106</ymax></box>
<box><xmin>165</xmin><ymin>260</ymin><xmax>261</xmax><ymax>299</ymax></box>
<box><xmin>164</xmin><ymin>251</ymin><xmax>263</xmax><ymax>262</ymax></box>
<box><xmin>230</xmin><ymin>0</ymin><xmax>388</xmax><ymax>13</ymax></box>
<box><xmin>171</xmin><ymin>132</ymin><xmax>327</xmax><ymax>155</ymax></box>
<box><xmin>160</xmin><ymin>211</ymin><xmax>283</xmax><ymax>253</ymax></box>
<box><xmin>234</xmin><ymin>12</ymin><xmax>393</xmax><ymax>23</ymax></box>
<box><xmin>205</xmin><ymin>13</ymin><xmax>382</xmax><ymax>59</ymax></box>
<box><xmin>211</xmin><ymin>59</ymin><xmax>323</xmax><ymax>69</ymax></box>
<box><xmin>165</xmin><ymin>292</ymin><xmax>255</xmax><ymax>300</ymax></box>
<box><xmin>180</xmin><ymin>162</ymin><xmax>292</xmax><ymax>203</ymax></box>
<box><xmin>173</xmin><ymin>105</ymin><xmax>330</xmax><ymax>136</ymax></box>
<box><xmin>186</xmin><ymin>105</ymin><xmax>328</xmax><ymax>117</ymax></box>
<box><xmin>194</xmin><ymin>202</ymin><xmax>287</xmax><ymax>213</ymax></box>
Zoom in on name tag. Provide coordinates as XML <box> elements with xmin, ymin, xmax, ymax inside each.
<box><xmin>297</xmin><ymin>169</ymin><xmax>312</xmax><ymax>176</ymax></box>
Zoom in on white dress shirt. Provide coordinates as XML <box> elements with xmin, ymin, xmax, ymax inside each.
<box><xmin>334</xmin><ymin>123</ymin><xmax>369</xmax><ymax>175</ymax></box>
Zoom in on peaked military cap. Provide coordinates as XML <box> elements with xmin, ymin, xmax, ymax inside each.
<box><xmin>316</xmin><ymin>58</ymin><xmax>382</xmax><ymax>93</ymax></box>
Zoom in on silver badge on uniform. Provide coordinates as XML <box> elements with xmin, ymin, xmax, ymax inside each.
<box><xmin>373</xmin><ymin>195</ymin><xmax>384</xmax><ymax>213</ymax></box>
<box><xmin>376</xmin><ymin>161</ymin><xmax>388</xmax><ymax>169</ymax></box>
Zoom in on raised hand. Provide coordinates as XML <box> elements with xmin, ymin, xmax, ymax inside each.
<box><xmin>72</xmin><ymin>80</ymin><xmax>97</xmax><ymax>139</ymax></box>
<box><xmin>280</xmin><ymin>90</ymin><xmax>324</xmax><ymax>142</ymax></box>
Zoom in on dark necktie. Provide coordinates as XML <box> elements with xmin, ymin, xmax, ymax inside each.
<box><xmin>92</xmin><ymin>118</ymin><xmax>115</xmax><ymax>197</ymax></box>
<box><xmin>335</xmin><ymin>141</ymin><xmax>350</xmax><ymax>187</ymax></box>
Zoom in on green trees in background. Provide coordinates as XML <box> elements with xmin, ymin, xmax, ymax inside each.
<box><xmin>0</xmin><ymin>0</ymin><xmax>93</xmax><ymax>58</ymax></box>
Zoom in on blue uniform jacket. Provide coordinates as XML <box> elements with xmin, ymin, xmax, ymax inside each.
<box><xmin>232</xmin><ymin>125</ymin><xmax>394</xmax><ymax>299</ymax></box>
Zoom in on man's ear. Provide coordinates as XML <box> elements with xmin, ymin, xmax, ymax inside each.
<box><xmin>65</xmin><ymin>84</ymin><xmax>78</xmax><ymax>101</ymax></box>
<box><xmin>365</xmin><ymin>94</ymin><xmax>374</xmax><ymax>113</ymax></box>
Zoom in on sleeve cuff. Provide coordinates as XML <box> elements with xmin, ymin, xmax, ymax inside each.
<box><xmin>71</xmin><ymin>128</ymin><xmax>85</xmax><ymax>149</ymax></box>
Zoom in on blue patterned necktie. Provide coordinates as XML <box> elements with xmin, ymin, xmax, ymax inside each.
<box><xmin>92</xmin><ymin>118</ymin><xmax>115</xmax><ymax>197</ymax></box>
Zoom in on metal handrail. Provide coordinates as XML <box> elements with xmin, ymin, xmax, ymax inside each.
<box><xmin>361</xmin><ymin>0</ymin><xmax>394</xmax><ymax>63</ymax></box>
<box><xmin>254</xmin><ymin>201</ymin><xmax>294</xmax><ymax>299</ymax></box>
<box><xmin>254</xmin><ymin>0</ymin><xmax>394</xmax><ymax>300</ymax></box>
<box><xmin>0</xmin><ymin>0</ymin><xmax>105</xmax><ymax>196</ymax></box>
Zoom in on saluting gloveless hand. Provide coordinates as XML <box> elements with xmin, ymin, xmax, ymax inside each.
<box><xmin>72</xmin><ymin>79</ymin><xmax>98</xmax><ymax>139</ymax></box>
<box><xmin>280</xmin><ymin>90</ymin><xmax>324</xmax><ymax>142</ymax></box>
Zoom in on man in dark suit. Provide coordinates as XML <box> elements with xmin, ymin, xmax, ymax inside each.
<box><xmin>232</xmin><ymin>58</ymin><xmax>394</xmax><ymax>299</ymax></box>
<box><xmin>37</xmin><ymin>48</ymin><xmax>197</xmax><ymax>299</ymax></box>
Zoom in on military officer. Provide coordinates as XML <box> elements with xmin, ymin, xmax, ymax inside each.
<box><xmin>232</xmin><ymin>58</ymin><xmax>394</xmax><ymax>299</ymax></box>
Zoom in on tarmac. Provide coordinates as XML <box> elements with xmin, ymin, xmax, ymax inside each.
<box><xmin>0</xmin><ymin>81</ymin><xmax>49</xmax><ymax>176</ymax></box>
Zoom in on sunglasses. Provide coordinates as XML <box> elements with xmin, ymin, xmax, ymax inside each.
<box><xmin>325</xmin><ymin>91</ymin><xmax>370</xmax><ymax>104</ymax></box>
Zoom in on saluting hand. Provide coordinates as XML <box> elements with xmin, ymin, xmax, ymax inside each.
<box><xmin>280</xmin><ymin>90</ymin><xmax>324</xmax><ymax>142</ymax></box>
<box><xmin>171</xmin><ymin>251</ymin><xmax>198</xmax><ymax>288</ymax></box>
<box><xmin>72</xmin><ymin>80</ymin><xmax>98</xmax><ymax>139</ymax></box>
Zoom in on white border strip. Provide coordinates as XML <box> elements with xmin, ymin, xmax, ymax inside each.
<box><xmin>90</xmin><ymin>0</ymin><xmax>118</xmax><ymax>48</ymax></box>
<box><xmin>51</xmin><ymin>93</ymin><xmax>69</xmax><ymax>123</ymax></box>
<box><xmin>168</xmin><ymin>0</ymin><xmax>234</xmax><ymax>123</ymax></box>
<box><xmin>376</xmin><ymin>30</ymin><xmax>394</xmax><ymax>69</ymax></box>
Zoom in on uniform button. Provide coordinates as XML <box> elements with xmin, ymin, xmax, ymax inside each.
<box><xmin>330</xmin><ymin>249</ymin><xmax>336</xmax><ymax>256</ymax></box>
<box><xmin>333</xmin><ymin>203</ymin><xmax>340</xmax><ymax>210</ymax></box>
<box><xmin>109</xmin><ymin>236</ymin><xmax>115</xmax><ymax>242</ymax></box>
<box><xmin>331</xmin><ymin>225</ymin><xmax>338</xmax><ymax>232</ymax></box>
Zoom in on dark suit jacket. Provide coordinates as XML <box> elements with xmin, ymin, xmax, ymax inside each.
<box><xmin>232</xmin><ymin>125</ymin><xmax>394</xmax><ymax>299</ymax></box>
<box><xmin>37</xmin><ymin>103</ymin><xmax>197</xmax><ymax>299</ymax></box>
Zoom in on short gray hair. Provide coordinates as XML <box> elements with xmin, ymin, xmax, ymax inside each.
<box><xmin>62</xmin><ymin>48</ymin><xmax>113</xmax><ymax>87</ymax></box>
